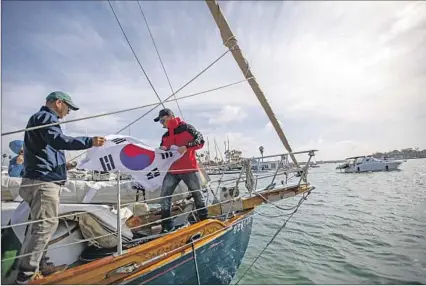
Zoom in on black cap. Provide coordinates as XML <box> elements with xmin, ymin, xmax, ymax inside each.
<box><xmin>154</xmin><ymin>108</ymin><xmax>174</xmax><ymax>122</ymax></box>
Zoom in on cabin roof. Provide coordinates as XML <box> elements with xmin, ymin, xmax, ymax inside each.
<box><xmin>345</xmin><ymin>155</ymin><xmax>369</xmax><ymax>159</ymax></box>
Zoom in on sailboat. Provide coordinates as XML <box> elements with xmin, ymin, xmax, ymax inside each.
<box><xmin>1</xmin><ymin>1</ymin><xmax>317</xmax><ymax>284</ymax></box>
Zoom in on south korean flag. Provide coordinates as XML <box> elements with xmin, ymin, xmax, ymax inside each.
<box><xmin>78</xmin><ymin>135</ymin><xmax>183</xmax><ymax>191</ymax></box>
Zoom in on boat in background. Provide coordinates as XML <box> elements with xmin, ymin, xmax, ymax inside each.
<box><xmin>309</xmin><ymin>161</ymin><xmax>320</xmax><ymax>168</ymax></box>
<box><xmin>336</xmin><ymin>155</ymin><xmax>404</xmax><ymax>173</ymax></box>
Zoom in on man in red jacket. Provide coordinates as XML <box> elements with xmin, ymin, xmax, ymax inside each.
<box><xmin>154</xmin><ymin>108</ymin><xmax>208</xmax><ymax>232</ymax></box>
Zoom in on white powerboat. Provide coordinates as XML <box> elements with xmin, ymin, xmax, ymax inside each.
<box><xmin>336</xmin><ymin>155</ymin><xmax>404</xmax><ymax>173</ymax></box>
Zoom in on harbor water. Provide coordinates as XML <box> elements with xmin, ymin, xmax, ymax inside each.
<box><xmin>225</xmin><ymin>158</ymin><xmax>426</xmax><ymax>284</ymax></box>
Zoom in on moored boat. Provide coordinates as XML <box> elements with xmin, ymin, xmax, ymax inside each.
<box><xmin>336</xmin><ymin>155</ymin><xmax>404</xmax><ymax>173</ymax></box>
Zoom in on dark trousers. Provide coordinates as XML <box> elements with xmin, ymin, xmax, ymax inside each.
<box><xmin>160</xmin><ymin>172</ymin><xmax>208</xmax><ymax>229</ymax></box>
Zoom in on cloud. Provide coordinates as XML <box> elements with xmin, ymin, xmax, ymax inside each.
<box><xmin>208</xmin><ymin>105</ymin><xmax>247</xmax><ymax>125</ymax></box>
<box><xmin>2</xmin><ymin>1</ymin><xmax>425</xmax><ymax>161</ymax></box>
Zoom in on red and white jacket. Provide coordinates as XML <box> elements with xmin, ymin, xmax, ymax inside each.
<box><xmin>160</xmin><ymin>117</ymin><xmax>204</xmax><ymax>174</ymax></box>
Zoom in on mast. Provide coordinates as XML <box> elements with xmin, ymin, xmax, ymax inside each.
<box><xmin>227</xmin><ymin>136</ymin><xmax>230</xmax><ymax>163</ymax></box>
<box><xmin>214</xmin><ymin>137</ymin><xmax>223</xmax><ymax>162</ymax></box>
<box><xmin>224</xmin><ymin>141</ymin><xmax>227</xmax><ymax>162</ymax></box>
<box><xmin>214</xmin><ymin>137</ymin><xmax>218</xmax><ymax>163</ymax></box>
<box><xmin>207</xmin><ymin>136</ymin><xmax>211</xmax><ymax>164</ymax></box>
<box><xmin>205</xmin><ymin>0</ymin><xmax>299</xmax><ymax>167</ymax></box>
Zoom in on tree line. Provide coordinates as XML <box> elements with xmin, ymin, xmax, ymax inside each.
<box><xmin>372</xmin><ymin>148</ymin><xmax>426</xmax><ymax>159</ymax></box>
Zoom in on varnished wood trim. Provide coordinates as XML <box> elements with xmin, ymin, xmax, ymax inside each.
<box><xmin>32</xmin><ymin>219</ymin><xmax>229</xmax><ymax>284</ymax></box>
<box><xmin>30</xmin><ymin>185</ymin><xmax>311</xmax><ymax>285</ymax></box>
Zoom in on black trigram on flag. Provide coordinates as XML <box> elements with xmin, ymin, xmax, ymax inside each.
<box><xmin>161</xmin><ymin>152</ymin><xmax>173</xmax><ymax>160</ymax></box>
<box><xmin>146</xmin><ymin>168</ymin><xmax>160</xmax><ymax>180</ymax></box>
<box><xmin>111</xmin><ymin>138</ymin><xmax>126</xmax><ymax>145</ymax></box>
<box><xmin>99</xmin><ymin>154</ymin><xmax>116</xmax><ymax>172</ymax></box>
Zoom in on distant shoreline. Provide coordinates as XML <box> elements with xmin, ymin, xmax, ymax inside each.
<box><xmin>314</xmin><ymin>157</ymin><xmax>425</xmax><ymax>165</ymax></box>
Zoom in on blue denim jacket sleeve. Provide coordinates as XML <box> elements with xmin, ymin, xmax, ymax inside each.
<box><xmin>37</xmin><ymin>112</ymin><xmax>93</xmax><ymax>150</ymax></box>
<box><xmin>8</xmin><ymin>157</ymin><xmax>24</xmax><ymax>177</ymax></box>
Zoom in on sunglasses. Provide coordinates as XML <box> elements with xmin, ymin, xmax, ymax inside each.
<box><xmin>59</xmin><ymin>101</ymin><xmax>71</xmax><ymax>113</ymax></box>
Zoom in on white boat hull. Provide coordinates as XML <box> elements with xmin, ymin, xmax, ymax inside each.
<box><xmin>338</xmin><ymin>160</ymin><xmax>403</xmax><ymax>173</ymax></box>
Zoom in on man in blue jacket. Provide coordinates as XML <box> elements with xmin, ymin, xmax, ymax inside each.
<box><xmin>8</xmin><ymin>140</ymin><xmax>24</xmax><ymax>177</ymax></box>
<box><xmin>16</xmin><ymin>91</ymin><xmax>105</xmax><ymax>284</ymax></box>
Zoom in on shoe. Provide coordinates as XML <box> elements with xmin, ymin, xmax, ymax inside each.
<box><xmin>40</xmin><ymin>263</ymin><xmax>68</xmax><ymax>276</ymax></box>
<box><xmin>196</xmin><ymin>210</ymin><xmax>208</xmax><ymax>221</ymax></box>
<box><xmin>198</xmin><ymin>213</ymin><xmax>208</xmax><ymax>221</ymax></box>
<box><xmin>39</xmin><ymin>256</ymin><xmax>68</xmax><ymax>276</ymax></box>
<box><xmin>15</xmin><ymin>272</ymin><xmax>43</xmax><ymax>285</ymax></box>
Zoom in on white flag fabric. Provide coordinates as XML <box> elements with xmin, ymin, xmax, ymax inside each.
<box><xmin>78</xmin><ymin>135</ymin><xmax>183</xmax><ymax>191</ymax></box>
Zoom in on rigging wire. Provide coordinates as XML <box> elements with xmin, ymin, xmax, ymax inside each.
<box><xmin>3</xmin><ymin>6</ymin><xmax>238</xmax><ymax>140</ymax></box>
<box><xmin>107</xmin><ymin>0</ymin><xmax>165</xmax><ymax>109</ymax></box>
<box><xmin>1</xmin><ymin>189</ymin><xmax>308</xmax><ymax>263</ymax></box>
<box><xmin>59</xmin><ymin>59</ymin><xmax>239</xmax><ymax>164</ymax></box>
<box><xmin>137</xmin><ymin>1</ymin><xmax>184</xmax><ymax>119</ymax></box>
<box><xmin>2</xmin><ymin>3</ymin><xmax>237</xmax><ymax>167</ymax></box>
<box><xmin>1</xmin><ymin>3</ymin><xmax>317</xmax><ymax>282</ymax></box>
<box><xmin>1</xmin><ymin>77</ymin><xmax>246</xmax><ymax>137</ymax></box>
<box><xmin>111</xmin><ymin>43</ymin><xmax>236</xmax><ymax>135</ymax></box>
<box><xmin>234</xmin><ymin>191</ymin><xmax>311</xmax><ymax>285</ymax></box>
<box><xmin>1</xmin><ymin>160</ymin><xmax>304</xmax><ymax>231</ymax></box>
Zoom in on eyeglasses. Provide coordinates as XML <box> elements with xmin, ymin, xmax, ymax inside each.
<box><xmin>60</xmin><ymin>101</ymin><xmax>71</xmax><ymax>113</ymax></box>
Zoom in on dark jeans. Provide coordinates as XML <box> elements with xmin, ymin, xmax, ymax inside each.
<box><xmin>160</xmin><ymin>172</ymin><xmax>208</xmax><ymax>230</ymax></box>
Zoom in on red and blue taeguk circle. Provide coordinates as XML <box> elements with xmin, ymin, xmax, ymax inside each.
<box><xmin>119</xmin><ymin>144</ymin><xmax>156</xmax><ymax>171</ymax></box>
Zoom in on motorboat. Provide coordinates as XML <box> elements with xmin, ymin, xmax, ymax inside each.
<box><xmin>336</xmin><ymin>155</ymin><xmax>404</xmax><ymax>173</ymax></box>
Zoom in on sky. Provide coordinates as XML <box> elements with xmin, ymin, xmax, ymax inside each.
<box><xmin>1</xmin><ymin>1</ymin><xmax>426</xmax><ymax>161</ymax></box>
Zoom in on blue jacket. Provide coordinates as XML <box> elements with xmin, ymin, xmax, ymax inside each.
<box><xmin>23</xmin><ymin>106</ymin><xmax>93</xmax><ymax>183</ymax></box>
<box><xmin>8</xmin><ymin>156</ymin><xmax>24</xmax><ymax>177</ymax></box>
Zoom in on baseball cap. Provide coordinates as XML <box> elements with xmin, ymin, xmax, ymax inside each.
<box><xmin>9</xmin><ymin>140</ymin><xmax>24</xmax><ymax>155</ymax></box>
<box><xmin>153</xmin><ymin>108</ymin><xmax>174</xmax><ymax>122</ymax></box>
<box><xmin>46</xmin><ymin>91</ymin><xmax>79</xmax><ymax>111</ymax></box>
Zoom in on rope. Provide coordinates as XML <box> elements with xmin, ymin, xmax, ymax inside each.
<box><xmin>2</xmin><ymin>151</ymin><xmax>309</xmax><ymax>233</ymax></box>
<box><xmin>1</xmin><ymin>183</ymin><xmax>214</xmax><ymax>230</ymax></box>
<box><xmin>255</xmin><ymin>188</ymin><xmax>305</xmax><ymax>219</ymax></box>
<box><xmin>1</xmin><ymin>190</ymin><xmax>310</xmax><ymax>265</ymax></box>
<box><xmin>1</xmin><ymin>52</ymin><xmax>240</xmax><ymax>138</ymax></box>
<box><xmin>116</xmin><ymin>43</ymin><xmax>236</xmax><ymax>135</ymax></box>
<box><xmin>190</xmin><ymin>236</ymin><xmax>201</xmax><ymax>285</ymax></box>
<box><xmin>215</xmin><ymin>169</ymin><xmax>301</xmax><ymax>185</ymax></box>
<box><xmin>137</xmin><ymin>1</ymin><xmax>184</xmax><ymax>119</ymax></box>
<box><xmin>1</xmin><ymin>170</ymin><xmax>305</xmax><ymax>232</ymax></box>
<box><xmin>224</xmin><ymin>167</ymin><xmax>245</xmax><ymax>220</ymax></box>
<box><xmin>256</xmin><ymin>192</ymin><xmax>301</xmax><ymax>212</ymax></box>
<box><xmin>4</xmin><ymin>166</ymin><xmax>295</xmax><ymax>217</ymax></box>
<box><xmin>61</xmin><ymin>43</ymin><xmax>236</xmax><ymax>164</ymax></box>
<box><xmin>107</xmin><ymin>0</ymin><xmax>165</xmax><ymax>109</ymax></box>
<box><xmin>0</xmin><ymin>170</ymin><xmax>298</xmax><ymax>230</ymax></box>
<box><xmin>243</xmin><ymin>159</ymin><xmax>255</xmax><ymax>195</ymax></box>
<box><xmin>0</xmin><ymin>195</ymin><xmax>250</xmax><ymax>262</ymax></box>
<box><xmin>213</xmin><ymin>172</ymin><xmax>226</xmax><ymax>200</ymax></box>
<box><xmin>234</xmin><ymin>191</ymin><xmax>312</xmax><ymax>285</ymax></box>
<box><xmin>1</xmin><ymin>179</ymin><xmax>314</xmax><ymax>263</ymax></box>
<box><xmin>12</xmin><ymin>77</ymin><xmax>245</xmax><ymax>170</ymax></box>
